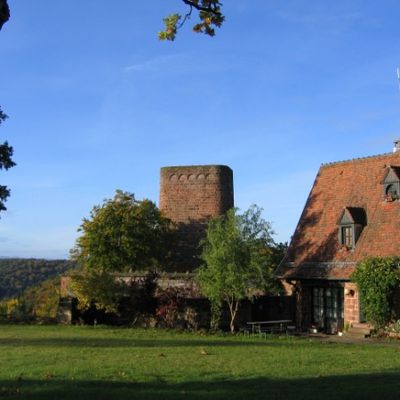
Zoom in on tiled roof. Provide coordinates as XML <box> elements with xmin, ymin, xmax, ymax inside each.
<box><xmin>277</xmin><ymin>262</ymin><xmax>356</xmax><ymax>280</ymax></box>
<box><xmin>277</xmin><ymin>151</ymin><xmax>400</xmax><ymax>280</ymax></box>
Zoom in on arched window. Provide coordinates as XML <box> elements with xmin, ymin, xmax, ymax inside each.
<box><xmin>383</xmin><ymin>166</ymin><xmax>400</xmax><ymax>201</ymax></box>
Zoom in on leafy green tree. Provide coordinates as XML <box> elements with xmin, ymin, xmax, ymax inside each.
<box><xmin>70</xmin><ymin>190</ymin><xmax>172</xmax><ymax>313</ymax></box>
<box><xmin>197</xmin><ymin>205</ymin><xmax>278</xmax><ymax>332</ymax></box>
<box><xmin>0</xmin><ymin>107</ymin><xmax>16</xmax><ymax>214</ymax></box>
<box><xmin>71</xmin><ymin>190</ymin><xmax>172</xmax><ymax>273</ymax></box>
<box><xmin>159</xmin><ymin>0</ymin><xmax>225</xmax><ymax>41</ymax></box>
<box><xmin>352</xmin><ymin>256</ymin><xmax>400</xmax><ymax>329</ymax></box>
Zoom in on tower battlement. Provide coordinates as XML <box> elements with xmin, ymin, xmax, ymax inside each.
<box><xmin>160</xmin><ymin>165</ymin><xmax>234</xmax><ymax>271</ymax></box>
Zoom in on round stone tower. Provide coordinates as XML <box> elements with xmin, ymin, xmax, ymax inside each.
<box><xmin>160</xmin><ymin>165</ymin><xmax>234</xmax><ymax>271</ymax></box>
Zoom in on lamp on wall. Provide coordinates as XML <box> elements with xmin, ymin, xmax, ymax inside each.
<box><xmin>344</xmin><ymin>288</ymin><xmax>355</xmax><ymax>296</ymax></box>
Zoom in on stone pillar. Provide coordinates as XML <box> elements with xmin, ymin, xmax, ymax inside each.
<box><xmin>344</xmin><ymin>282</ymin><xmax>360</xmax><ymax>326</ymax></box>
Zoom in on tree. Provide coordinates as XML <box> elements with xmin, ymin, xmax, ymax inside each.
<box><xmin>0</xmin><ymin>0</ymin><xmax>9</xmax><ymax>31</ymax></box>
<box><xmin>0</xmin><ymin>107</ymin><xmax>16</xmax><ymax>213</ymax></box>
<box><xmin>0</xmin><ymin>2</ymin><xmax>15</xmax><ymax>215</ymax></box>
<box><xmin>71</xmin><ymin>190</ymin><xmax>172</xmax><ymax>273</ymax></box>
<box><xmin>69</xmin><ymin>269</ymin><xmax>123</xmax><ymax>314</ymax></box>
<box><xmin>1</xmin><ymin>0</ymin><xmax>224</xmax><ymax>41</ymax></box>
<box><xmin>197</xmin><ymin>205</ymin><xmax>278</xmax><ymax>332</ymax></box>
<box><xmin>70</xmin><ymin>190</ymin><xmax>172</xmax><ymax>314</ymax></box>
<box><xmin>159</xmin><ymin>0</ymin><xmax>225</xmax><ymax>41</ymax></box>
<box><xmin>352</xmin><ymin>256</ymin><xmax>400</xmax><ymax>329</ymax></box>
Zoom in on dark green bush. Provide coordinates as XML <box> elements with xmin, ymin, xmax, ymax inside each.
<box><xmin>352</xmin><ymin>257</ymin><xmax>400</xmax><ymax>328</ymax></box>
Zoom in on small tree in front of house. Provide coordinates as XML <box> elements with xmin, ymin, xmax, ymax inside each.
<box><xmin>352</xmin><ymin>256</ymin><xmax>400</xmax><ymax>329</ymax></box>
<box><xmin>197</xmin><ymin>205</ymin><xmax>277</xmax><ymax>332</ymax></box>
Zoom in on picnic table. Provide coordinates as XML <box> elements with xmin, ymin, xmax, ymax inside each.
<box><xmin>246</xmin><ymin>320</ymin><xmax>294</xmax><ymax>335</ymax></box>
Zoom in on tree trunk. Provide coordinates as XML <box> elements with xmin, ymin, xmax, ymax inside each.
<box><xmin>228</xmin><ymin>299</ymin><xmax>239</xmax><ymax>333</ymax></box>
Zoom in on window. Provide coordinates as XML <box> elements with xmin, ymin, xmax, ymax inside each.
<box><xmin>341</xmin><ymin>226</ymin><xmax>353</xmax><ymax>248</ymax></box>
<box><xmin>338</xmin><ymin>207</ymin><xmax>366</xmax><ymax>249</ymax></box>
<box><xmin>386</xmin><ymin>183</ymin><xmax>398</xmax><ymax>199</ymax></box>
<box><xmin>383</xmin><ymin>166</ymin><xmax>400</xmax><ymax>201</ymax></box>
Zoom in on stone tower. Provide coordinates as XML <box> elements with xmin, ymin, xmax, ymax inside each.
<box><xmin>160</xmin><ymin>165</ymin><xmax>234</xmax><ymax>271</ymax></box>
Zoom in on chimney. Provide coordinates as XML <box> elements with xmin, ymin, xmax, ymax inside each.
<box><xmin>394</xmin><ymin>139</ymin><xmax>400</xmax><ymax>153</ymax></box>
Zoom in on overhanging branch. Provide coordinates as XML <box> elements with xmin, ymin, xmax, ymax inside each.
<box><xmin>0</xmin><ymin>0</ymin><xmax>10</xmax><ymax>30</ymax></box>
<box><xmin>182</xmin><ymin>0</ymin><xmax>223</xmax><ymax>16</ymax></box>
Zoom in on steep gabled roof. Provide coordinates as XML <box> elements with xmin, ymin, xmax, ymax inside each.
<box><xmin>277</xmin><ymin>152</ymin><xmax>400</xmax><ymax>280</ymax></box>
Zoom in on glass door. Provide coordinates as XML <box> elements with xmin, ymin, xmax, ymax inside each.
<box><xmin>312</xmin><ymin>288</ymin><xmax>325</xmax><ymax>330</ymax></box>
<box><xmin>312</xmin><ymin>287</ymin><xmax>344</xmax><ymax>334</ymax></box>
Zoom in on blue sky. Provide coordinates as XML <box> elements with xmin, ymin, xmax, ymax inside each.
<box><xmin>0</xmin><ymin>0</ymin><xmax>400</xmax><ymax>258</ymax></box>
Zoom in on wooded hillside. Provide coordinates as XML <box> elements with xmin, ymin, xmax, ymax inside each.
<box><xmin>0</xmin><ymin>258</ymin><xmax>76</xmax><ymax>300</ymax></box>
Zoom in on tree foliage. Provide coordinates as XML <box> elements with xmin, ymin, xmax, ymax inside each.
<box><xmin>0</xmin><ymin>258</ymin><xmax>75</xmax><ymax>300</ymax></box>
<box><xmin>0</xmin><ymin>2</ymin><xmax>15</xmax><ymax>214</ymax></box>
<box><xmin>0</xmin><ymin>0</ymin><xmax>9</xmax><ymax>31</ymax></box>
<box><xmin>0</xmin><ymin>107</ymin><xmax>16</xmax><ymax>213</ymax></box>
<box><xmin>69</xmin><ymin>270</ymin><xmax>123</xmax><ymax>314</ymax></box>
<box><xmin>352</xmin><ymin>256</ymin><xmax>400</xmax><ymax>329</ymax></box>
<box><xmin>70</xmin><ymin>191</ymin><xmax>173</xmax><ymax>315</ymax></box>
<box><xmin>197</xmin><ymin>205</ymin><xmax>278</xmax><ymax>332</ymax></box>
<box><xmin>159</xmin><ymin>0</ymin><xmax>225</xmax><ymax>41</ymax></box>
<box><xmin>0</xmin><ymin>276</ymin><xmax>63</xmax><ymax>322</ymax></box>
<box><xmin>71</xmin><ymin>190</ymin><xmax>172</xmax><ymax>273</ymax></box>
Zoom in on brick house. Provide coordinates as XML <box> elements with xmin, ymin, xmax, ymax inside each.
<box><xmin>277</xmin><ymin>143</ymin><xmax>400</xmax><ymax>334</ymax></box>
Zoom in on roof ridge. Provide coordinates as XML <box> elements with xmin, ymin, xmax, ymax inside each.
<box><xmin>320</xmin><ymin>152</ymin><xmax>396</xmax><ymax>168</ymax></box>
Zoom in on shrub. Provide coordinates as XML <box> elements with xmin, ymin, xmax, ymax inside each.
<box><xmin>155</xmin><ymin>288</ymin><xmax>183</xmax><ymax>328</ymax></box>
<box><xmin>352</xmin><ymin>256</ymin><xmax>400</xmax><ymax>328</ymax></box>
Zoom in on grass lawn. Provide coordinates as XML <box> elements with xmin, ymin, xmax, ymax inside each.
<box><xmin>1</xmin><ymin>325</ymin><xmax>400</xmax><ymax>399</ymax></box>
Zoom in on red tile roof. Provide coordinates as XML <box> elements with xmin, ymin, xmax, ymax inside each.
<box><xmin>278</xmin><ymin>152</ymin><xmax>400</xmax><ymax>280</ymax></box>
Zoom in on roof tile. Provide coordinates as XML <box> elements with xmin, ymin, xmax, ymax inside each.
<box><xmin>278</xmin><ymin>151</ymin><xmax>400</xmax><ymax>280</ymax></box>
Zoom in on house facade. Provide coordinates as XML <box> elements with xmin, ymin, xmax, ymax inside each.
<box><xmin>277</xmin><ymin>144</ymin><xmax>400</xmax><ymax>333</ymax></box>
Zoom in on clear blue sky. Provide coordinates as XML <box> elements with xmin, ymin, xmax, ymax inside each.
<box><xmin>1</xmin><ymin>0</ymin><xmax>400</xmax><ymax>258</ymax></box>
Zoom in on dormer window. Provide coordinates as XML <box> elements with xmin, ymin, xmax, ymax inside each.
<box><xmin>341</xmin><ymin>225</ymin><xmax>353</xmax><ymax>247</ymax></box>
<box><xmin>386</xmin><ymin>184</ymin><xmax>398</xmax><ymax>198</ymax></box>
<box><xmin>338</xmin><ymin>207</ymin><xmax>366</xmax><ymax>249</ymax></box>
<box><xmin>383</xmin><ymin>166</ymin><xmax>400</xmax><ymax>201</ymax></box>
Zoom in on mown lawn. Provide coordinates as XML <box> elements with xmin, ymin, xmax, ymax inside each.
<box><xmin>0</xmin><ymin>325</ymin><xmax>400</xmax><ymax>399</ymax></box>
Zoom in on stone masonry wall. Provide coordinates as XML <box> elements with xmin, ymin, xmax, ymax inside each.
<box><xmin>159</xmin><ymin>165</ymin><xmax>234</xmax><ymax>271</ymax></box>
<box><xmin>344</xmin><ymin>282</ymin><xmax>360</xmax><ymax>326</ymax></box>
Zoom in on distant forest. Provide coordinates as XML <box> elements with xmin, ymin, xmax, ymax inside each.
<box><xmin>0</xmin><ymin>258</ymin><xmax>76</xmax><ymax>300</ymax></box>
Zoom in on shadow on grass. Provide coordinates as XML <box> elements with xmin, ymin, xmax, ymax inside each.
<box><xmin>0</xmin><ymin>337</ymin><xmax>300</xmax><ymax>348</ymax></box>
<box><xmin>2</xmin><ymin>372</ymin><xmax>400</xmax><ymax>400</ymax></box>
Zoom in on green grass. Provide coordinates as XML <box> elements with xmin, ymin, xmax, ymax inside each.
<box><xmin>1</xmin><ymin>325</ymin><xmax>400</xmax><ymax>399</ymax></box>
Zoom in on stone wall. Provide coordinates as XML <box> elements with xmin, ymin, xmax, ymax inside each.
<box><xmin>290</xmin><ymin>280</ymin><xmax>362</xmax><ymax>332</ymax></box>
<box><xmin>343</xmin><ymin>282</ymin><xmax>360</xmax><ymax>326</ymax></box>
<box><xmin>159</xmin><ymin>165</ymin><xmax>234</xmax><ymax>271</ymax></box>
<box><xmin>59</xmin><ymin>272</ymin><xmax>256</xmax><ymax>330</ymax></box>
